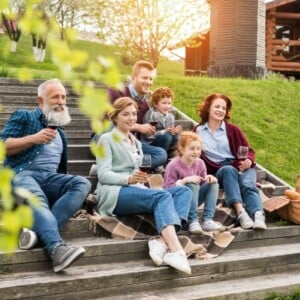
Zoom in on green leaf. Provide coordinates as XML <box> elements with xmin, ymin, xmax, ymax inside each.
<box><xmin>90</xmin><ymin>141</ymin><xmax>106</xmax><ymax>158</ymax></box>
<box><xmin>17</xmin><ymin>68</ymin><xmax>34</xmax><ymax>82</ymax></box>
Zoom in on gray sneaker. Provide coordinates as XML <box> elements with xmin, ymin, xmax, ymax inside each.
<box><xmin>238</xmin><ymin>211</ymin><xmax>254</xmax><ymax>229</ymax></box>
<box><xmin>253</xmin><ymin>211</ymin><xmax>267</xmax><ymax>230</ymax></box>
<box><xmin>19</xmin><ymin>228</ymin><xmax>38</xmax><ymax>250</ymax></box>
<box><xmin>51</xmin><ymin>244</ymin><xmax>85</xmax><ymax>273</ymax></box>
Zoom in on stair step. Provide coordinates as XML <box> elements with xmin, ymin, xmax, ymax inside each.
<box><xmin>68</xmin><ymin>145</ymin><xmax>94</xmax><ymax>160</ymax></box>
<box><xmin>67</xmin><ymin>160</ymin><xmax>95</xmax><ymax>176</ymax></box>
<box><xmin>103</xmin><ymin>270</ymin><xmax>300</xmax><ymax>300</ymax></box>
<box><xmin>1</xmin><ymin>243</ymin><xmax>300</xmax><ymax>299</ymax></box>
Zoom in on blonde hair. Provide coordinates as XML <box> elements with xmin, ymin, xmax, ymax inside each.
<box><xmin>178</xmin><ymin>131</ymin><xmax>202</xmax><ymax>156</ymax></box>
<box><xmin>109</xmin><ymin>97</ymin><xmax>138</xmax><ymax>125</ymax></box>
<box><xmin>131</xmin><ymin>60</ymin><xmax>154</xmax><ymax>78</ymax></box>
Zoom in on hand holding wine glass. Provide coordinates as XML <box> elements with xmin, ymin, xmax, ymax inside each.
<box><xmin>237</xmin><ymin>146</ymin><xmax>249</xmax><ymax>173</ymax></box>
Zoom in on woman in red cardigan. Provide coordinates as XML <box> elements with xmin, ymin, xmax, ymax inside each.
<box><xmin>194</xmin><ymin>93</ymin><xmax>266</xmax><ymax>230</ymax></box>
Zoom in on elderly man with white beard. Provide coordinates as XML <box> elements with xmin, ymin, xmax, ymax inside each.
<box><xmin>1</xmin><ymin>78</ymin><xmax>91</xmax><ymax>273</ymax></box>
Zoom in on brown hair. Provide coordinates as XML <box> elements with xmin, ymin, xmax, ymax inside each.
<box><xmin>151</xmin><ymin>87</ymin><xmax>175</xmax><ymax>106</ymax></box>
<box><xmin>178</xmin><ymin>131</ymin><xmax>202</xmax><ymax>156</ymax></box>
<box><xmin>131</xmin><ymin>60</ymin><xmax>154</xmax><ymax>78</ymax></box>
<box><xmin>196</xmin><ymin>93</ymin><xmax>232</xmax><ymax>124</ymax></box>
<box><xmin>109</xmin><ymin>97</ymin><xmax>138</xmax><ymax>125</ymax></box>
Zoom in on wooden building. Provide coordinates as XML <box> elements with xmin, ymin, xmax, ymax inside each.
<box><xmin>208</xmin><ymin>0</ymin><xmax>266</xmax><ymax>78</ymax></box>
<box><xmin>266</xmin><ymin>0</ymin><xmax>300</xmax><ymax>75</ymax></box>
<box><xmin>184</xmin><ymin>32</ymin><xmax>210</xmax><ymax>76</ymax></box>
<box><xmin>182</xmin><ymin>0</ymin><xmax>300</xmax><ymax>78</ymax></box>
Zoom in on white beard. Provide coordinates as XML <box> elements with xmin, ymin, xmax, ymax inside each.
<box><xmin>43</xmin><ymin>103</ymin><xmax>72</xmax><ymax>126</ymax></box>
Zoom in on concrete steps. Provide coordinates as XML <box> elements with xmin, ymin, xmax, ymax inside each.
<box><xmin>1</xmin><ymin>224</ymin><xmax>300</xmax><ymax>299</ymax></box>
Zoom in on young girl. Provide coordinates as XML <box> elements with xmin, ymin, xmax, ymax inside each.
<box><xmin>141</xmin><ymin>87</ymin><xmax>182</xmax><ymax>154</ymax></box>
<box><xmin>163</xmin><ymin>131</ymin><xmax>222</xmax><ymax>233</ymax></box>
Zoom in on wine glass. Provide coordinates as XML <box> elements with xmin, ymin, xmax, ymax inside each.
<box><xmin>47</xmin><ymin>110</ymin><xmax>61</xmax><ymax>129</ymax></box>
<box><xmin>237</xmin><ymin>146</ymin><xmax>249</xmax><ymax>160</ymax></box>
<box><xmin>237</xmin><ymin>146</ymin><xmax>249</xmax><ymax>174</ymax></box>
<box><xmin>139</xmin><ymin>154</ymin><xmax>152</xmax><ymax>173</ymax></box>
<box><xmin>149</xmin><ymin>120</ymin><xmax>158</xmax><ymax>127</ymax></box>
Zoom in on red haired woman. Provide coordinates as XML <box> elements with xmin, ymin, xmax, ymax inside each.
<box><xmin>194</xmin><ymin>93</ymin><xmax>266</xmax><ymax>230</ymax></box>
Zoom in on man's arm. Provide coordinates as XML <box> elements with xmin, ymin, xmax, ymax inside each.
<box><xmin>5</xmin><ymin>128</ymin><xmax>56</xmax><ymax>156</ymax></box>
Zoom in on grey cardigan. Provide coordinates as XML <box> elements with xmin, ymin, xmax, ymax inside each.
<box><xmin>96</xmin><ymin>127</ymin><xmax>143</xmax><ymax>216</ymax></box>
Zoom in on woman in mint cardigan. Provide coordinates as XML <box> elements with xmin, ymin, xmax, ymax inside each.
<box><xmin>96</xmin><ymin>97</ymin><xmax>192</xmax><ymax>275</ymax></box>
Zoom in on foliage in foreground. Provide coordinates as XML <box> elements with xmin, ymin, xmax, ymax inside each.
<box><xmin>264</xmin><ymin>289</ymin><xmax>300</xmax><ymax>300</ymax></box>
<box><xmin>0</xmin><ymin>1</ymin><xmax>120</xmax><ymax>252</ymax></box>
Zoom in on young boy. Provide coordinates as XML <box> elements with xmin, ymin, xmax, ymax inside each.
<box><xmin>141</xmin><ymin>87</ymin><xmax>182</xmax><ymax>155</ymax></box>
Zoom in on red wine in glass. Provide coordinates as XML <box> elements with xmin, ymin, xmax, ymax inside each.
<box><xmin>150</xmin><ymin>121</ymin><xmax>158</xmax><ymax>126</ymax></box>
<box><xmin>48</xmin><ymin>124</ymin><xmax>58</xmax><ymax>130</ymax></box>
<box><xmin>139</xmin><ymin>166</ymin><xmax>151</xmax><ymax>173</ymax></box>
<box><xmin>139</xmin><ymin>154</ymin><xmax>152</xmax><ymax>173</ymax></box>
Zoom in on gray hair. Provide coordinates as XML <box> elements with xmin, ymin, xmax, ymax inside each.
<box><xmin>37</xmin><ymin>78</ymin><xmax>64</xmax><ymax>97</ymax></box>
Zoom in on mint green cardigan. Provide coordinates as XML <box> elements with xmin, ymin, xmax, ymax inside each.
<box><xmin>95</xmin><ymin>127</ymin><xmax>143</xmax><ymax>216</ymax></box>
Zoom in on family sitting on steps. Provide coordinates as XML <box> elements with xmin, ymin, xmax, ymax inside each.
<box><xmin>0</xmin><ymin>60</ymin><xmax>266</xmax><ymax>275</ymax></box>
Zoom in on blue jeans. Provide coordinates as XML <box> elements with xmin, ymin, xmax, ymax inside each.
<box><xmin>113</xmin><ymin>186</ymin><xmax>192</xmax><ymax>233</ymax></box>
<box><xmin>142</xmin><ymin>142</ymin><xmax>167</xmax><ymax>170</ymax></box>
<box><xmin>215</xmin><ymin>165</ymin><xmax>263</xmax><ymax>217</ymax></box>
<box><xmin>186</xmin><ymin>182</ymin><xmax>219</xmax><ymax>222</ymax></box>
<box><xmin>151</xmin><ymin>132</ymin><xmax>178</xmax><ymax>153</ymax></box>
<box><xmin>13</xmin><ymin>169</ymin><xmax>91</xmax><ymax>255</ymax></box>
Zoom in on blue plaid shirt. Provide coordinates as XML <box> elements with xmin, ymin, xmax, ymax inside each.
<box><xmin>1</xmin><ymin>108</ymin><xmax>68</xmax><ymax>174</ymax></box>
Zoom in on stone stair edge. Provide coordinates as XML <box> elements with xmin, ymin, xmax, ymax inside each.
<box><xmin>2</xmin><ymin>225</ymin><xmax>300</xmax><ymax>268</ymax></box>
<box><xmin>99</xmin><ymin>269</ymin><xmax>300</xmax><ymax>300</ymax></box>
<box><xmin>1</xmin><ymin>243</ymin><xmax>300</xmax><ymax>299</ymax></box>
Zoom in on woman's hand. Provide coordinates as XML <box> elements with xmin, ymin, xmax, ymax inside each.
<box><xmin>205</xmin><ymin>175</ymin><xmax>218</xmax><ymax>184</ymax></box>
<box><xmin>128</xmin><ymin>170</ymin><xmax>149</xmax><ymax>184</ymax></box>
<box><xmin>238</xmin><ymin>158</ymin><xmax>252</xmax><ymax>172</ymax></box>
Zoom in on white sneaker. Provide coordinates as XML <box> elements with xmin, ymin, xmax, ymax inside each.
<box><xmin>188</xmin><ymin>221</ymin><xmax>203</xmax><ymax>234</ymax></box>
<box><xmin>202</xmin><ymin>219</ymin><xmax>224</xmax><ymax>232</ymax></box>
<box><xmin>148</xmin><ymin>239</ymin><xmax>168</xmax><ymax>266</ymax></box>
<box><xmin>19</xmin><ymin>228</ymin><xmax>38</xmax><ymax>250</ymax></box>
<box><xmin>253</xmin><ymin>211</ymin><xmax>267</xmax><ymax>230</ymax></box>
<box><xmin>238</xmin><ymin>211</ymin><xmax>254</xmax><ymax>229</ymax></box>
<box><xmin>163</xmin><ymin>251</ymin><xmax>191</xmax><ymax>275</ymax></box>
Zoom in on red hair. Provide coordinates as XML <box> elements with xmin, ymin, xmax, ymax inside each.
<box><xmin>178</xmin><ymin>131</ymin><xmax>202</xmax><ymax>156</ymax></box>
<box><xmin>151</xmin><ymin>87</ymin><xmax>175</xmax><ymax>106</ymax></box>
<box><xmin>196</xmin><ymin>93</ymin><xmax>232</xmax><ymax>124</ymax></box>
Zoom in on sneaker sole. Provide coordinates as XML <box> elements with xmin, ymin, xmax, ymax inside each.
<box><xmin>19</xmin><ymin>231</ymin><xmax>38</xmax><ymax>250</ymax></box>
<box><xmin>253</xmin><ymin>224</ymin><xmax>267</xmax><ymax>231</ymax></box>
<box><xmin>53</xmin><ymin>248</ymin><xmax>85</xmax><ymax>273</ymax></box>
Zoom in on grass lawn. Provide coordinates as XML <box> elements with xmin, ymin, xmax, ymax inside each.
<box><xmin>0</xmin><ymin>34</ymin><xmax>299</xmax><ymax>186</ymax></box>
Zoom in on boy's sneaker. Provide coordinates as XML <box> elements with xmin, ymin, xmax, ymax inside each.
<box><xmin>19</xmin><ymin>228</ymin><xmax>38</xmax><ymax>250</ymax></box>
<box><xmin>51</xmin><ymin>244</ymin><xmax>85</xmax><ymax>273</ymax></box>
<box><xmin>238</xmin><ymin>211</ymin><xmax>254</xmax><ymax>229</ymax></box>
<box><xmin>202</xmin><ymin>219</ymin><xmax>224</xmax><ymax>232</ymax></box>
<box><xmin>253</xmin><ymin>211</ymin><xmax>267</xmax><ymax>230</ymax></box>
<box><xmin>188</xmin><ymin>221</ymin><xmax>203</xmax><ymax>234</ymax></box>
